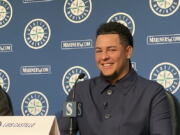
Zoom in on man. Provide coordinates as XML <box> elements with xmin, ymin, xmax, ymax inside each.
<box><xmin>0</xmin><ymin>85</ymin><xmax>13</xmax><ymax>115</ymax></box>
<box><xmin>60</xmin><ymin>22</ymin><xmax>172</xmax><ymax>135</ymax></box>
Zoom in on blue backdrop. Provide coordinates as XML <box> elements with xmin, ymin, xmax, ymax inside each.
<box><xmin>0</xmin><ymin>0</ymin><xmax>179</xmax><ymax>118</ymax></box>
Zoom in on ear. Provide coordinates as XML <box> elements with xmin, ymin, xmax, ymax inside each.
<box><xmin>126</xmin><ymin>45</ymin><xmax>133</xmax><ymax>59</ymax></box>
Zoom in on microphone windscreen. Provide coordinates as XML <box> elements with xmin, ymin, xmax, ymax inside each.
<box><xmin>78</xmin><ymin>73</ymin><xmax>85</xmax><ymax>79</ymax></box>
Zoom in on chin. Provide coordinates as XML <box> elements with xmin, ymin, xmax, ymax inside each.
<box><xmin>100</xmin><ymin>72</ymin><xmax>118</xmax><ymax>80</ymax></box>
<box><xmin>102</xmin><ymin>73</ymin><xmax>113</xmax><ymax>77</ymax></box>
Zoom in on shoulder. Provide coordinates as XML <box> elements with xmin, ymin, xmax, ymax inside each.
<box><xmin>135</xmin><ymin>74</ymin><xmax>165</xmax><ymax>96</ymax></box>
<box><xmin>138</xmin><ymin>75</ymin><xmax>162</xmax><ymax>88</ymax></box>
<box><xmin>76</xmin><ymin>76</ymin><xmax>99</xmax><ymax>87</ymax></box>
<box><xmin>0</xmin><ymin>88</ymin><xmax>13</xmax><ymax>115</ymax></box>
<box><xmin>74</xmin><ymin>77</ymin><xmax>99</xmax><ymax>94</ymax></box>
<box><xmin>0</xmin><ymin>88</ymin><xmax>7</xmax><ymax>98</ymax></box>
<box><xmin>133</xmin><ymin>74</ymin><xmax>168</xmax><ymax>110</ymax></box>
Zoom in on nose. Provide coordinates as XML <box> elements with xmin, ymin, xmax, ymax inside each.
<box><xmin>102</xmin><ymin>51</ymin><xmax>110</xmax><ymax>60</ymax></box>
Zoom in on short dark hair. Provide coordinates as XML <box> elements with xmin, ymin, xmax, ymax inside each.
<box><xmin>96</xmin><ymin>22</ymin><xmax>133</xmax><ymax>47</ymax></box>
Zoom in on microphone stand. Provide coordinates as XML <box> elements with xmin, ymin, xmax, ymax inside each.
<box><xmin>69</xmin><ymin>82</ymin><xmax>76</xmax><ymax>135</ymax></box>
<box><xmin>69</xmin><ymin>73</ymin><xmax>85</xmax><ymax>135</ymax></box>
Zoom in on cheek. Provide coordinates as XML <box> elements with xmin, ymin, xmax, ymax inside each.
<box><xmin>113</xmin><ymin>54</ymin><xmax>126</xmax><ymax>65</ymax></box>
<box><xmin>95</xmin><ymin>55</ymin><xmax>100</xmax><ymax>64</ymax></box>
<box><xmin>95</xmin><ymin>53</ymin><xmax>101</xmax><ymax>60</ymax></box>
<box><xmin>113</xmin><ymin>53</ymin><xmax>122</xmax><ymax>61</ymax></box>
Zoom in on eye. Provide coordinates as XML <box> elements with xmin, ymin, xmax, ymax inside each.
<box><xmin>95</xmin><ymin>49</ymin><xmax>102</xmax><ymax>53</ymax></box>
<box><xmin>108</xmin><ymin>47</ymin><xmax>117</xmax><ymax>52</ymax></box>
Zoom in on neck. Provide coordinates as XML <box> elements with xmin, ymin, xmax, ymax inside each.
<box><xmin>102</xmin><ymin>65</ymin><xmax>131</xmax><ymax>84</ymax></box>
<box><xmin>111</xmin><ymin>68</ymin><xmax>130</xmax><ymax>84</ymax></box>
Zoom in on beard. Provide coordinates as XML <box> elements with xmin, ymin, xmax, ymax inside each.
<box><xmin>100</xmin><ymin>71</ymin><xmax>120</xmax><ymax>82</ymax></box>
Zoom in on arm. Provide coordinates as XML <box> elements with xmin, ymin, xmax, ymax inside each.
<box><xmin>150</xmin><ymin>86</ymin><xmax>172</xmax><ymax>135</ymax></box>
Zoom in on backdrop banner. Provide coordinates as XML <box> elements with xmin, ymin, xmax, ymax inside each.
<box><xmin>0</xmin><ymin>0</ymin><xmax>179</xmax><ymax>118</ymax></box>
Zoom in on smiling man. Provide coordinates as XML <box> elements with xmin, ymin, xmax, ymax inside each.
<box><xmin>95</xmin><ymin>32</ymin><xmax>132</xmax><ymax>84</ymax></box>
<box><xmin>60</xmin><ymin>22</ymin><xmax>172</xmax><ymax>135</ymax></box>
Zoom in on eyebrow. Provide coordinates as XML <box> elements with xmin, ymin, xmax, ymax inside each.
<box><xmin>95</xmin><ymin>45</ymin><xmax>118</xmax><ymax>49</ymax></box>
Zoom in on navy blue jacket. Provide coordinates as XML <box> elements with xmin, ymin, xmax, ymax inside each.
<box><xmin>60</xmin><ymin>69</ymin><xmax>172</xmax><ymax>135</ymax></box>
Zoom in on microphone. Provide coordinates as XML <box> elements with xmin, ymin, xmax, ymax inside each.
<box><xmin>63</xmin><ymin>73</ymin><xmax>85</xmax><ymax>135</ymax></box>
<box><xmin>78</xmin><ymin>73</ymin><xmax>85</xmax><ymax>79</ymax></box>
<box><xmin>72</xmin><ymin>73</ymin><xmax>85</xmax><ymax>99</ymax></box>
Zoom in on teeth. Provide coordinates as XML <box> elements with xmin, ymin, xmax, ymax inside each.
<box><xmin>103</xmin><ymin>64</ymin><xmax>111</xmax><ymax>67</ymax></box>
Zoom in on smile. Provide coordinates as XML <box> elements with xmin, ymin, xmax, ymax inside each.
<box><xmin>102</xmin><ymin>63</ymin><xmax>113</xmax><ymax>67</ymax></box>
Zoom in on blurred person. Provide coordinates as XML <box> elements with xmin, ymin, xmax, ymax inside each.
<box><xmin>0</xmin><ymin>85</ymin><xmax>13</xmax><ymax>115</ymax></box>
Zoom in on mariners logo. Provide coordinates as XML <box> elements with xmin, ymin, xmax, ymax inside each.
<box><xmin>107</xmin><ymin>12</ymin><xmax>135</xmax><ymax>36</ymax></box>
<box><xmin>62</xmin><ymin>66</ymin><xmax>90</xmax><ymax>95</ymax></box>
<box><xmin>0</xmin><ymin>0</ymin><xmax>13</xmax><ymax>28</ymax></box>
<box><xmin>150</xmin><ymin>62</ymin><xmax>180</xmax><ymax>94</ymax></box>
<box><xmin>24</xmin><ymin>19</ymin><xmax>51</xmax><ymax>49</ymax></box>
<box><xmin>64</xmin><ymin>0</ymin><xmax>92</xmax><ymax>23</ymax></box>
<box><xmin>21</xmin><ymin>91</ymin><xmax>49</xmax><ymax>116</ymax></box>
<box><xmin>0</xmin><ymin>69</ymin><xmax>10</xmax><ymax>92</ymax></box>
<box><xmin>149</xmin><ymin>0</ymin><xmax>180</xmax><ymax>17</ymax></box>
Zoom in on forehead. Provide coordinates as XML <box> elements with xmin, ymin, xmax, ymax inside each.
<box><xmin>96</xmin><ymin>34</ymin><xmax>121</xmax><ymax>48</ymax></box>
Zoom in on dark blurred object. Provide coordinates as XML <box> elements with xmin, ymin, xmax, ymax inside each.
<box><xmin>165</xmin><ymin>91</ymin><xmax>180</xmax><ymax>135</ymax></box>
<box><xmin>0</xmin><ymin>85</ymin><xmax>13</xmax><ymax>116</ymax></box>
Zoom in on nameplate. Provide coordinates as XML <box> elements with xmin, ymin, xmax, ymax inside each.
<box><xmin>0</xmin><ymin>116</ymin><xmax>60</xmax><ymax>135</ymax></box>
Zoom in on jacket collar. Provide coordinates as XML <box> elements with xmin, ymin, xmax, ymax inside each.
<box><xmin>95</xmin><ymin>69</ymin><xmax>137</xmax><ymax>95</ymax></box>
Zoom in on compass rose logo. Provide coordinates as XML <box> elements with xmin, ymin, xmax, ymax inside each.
<box><xmin>150</xmin><ymin>62</ymin><xmax>180</xmax><ymax>94</ymax></box>
<box><xmin>21</xmin><ymin>91</ymin><xmax>49</xmax><ymax>116</ymax></box>
<box><xmin>0</xmin><ymin>69</ymin><xmax>10</xmax><ymax>92</ymax></box>
<box><xmin>0</xmin><ymin>0</ymin><xmax>13</xmax><ymax>28</ymax></box>
<box><xmin>149</xmin><ymin>0</ymin><xmax>180</xmax><ymax>17</ymax></box>
<box><xmin>107</xmin><ymin>12</ymin><xmax>135</xmax><ymax>36</ymax></box>
<box><xmin>64</xmin><ymin>0</ymin><xmax>92</xmax><ymax>23</ymax></box>
<box><xmin>62</xmin><ymin>66</ymin><xmax>90</xmax><ymax>95</ymax></box>
<box><xmin>24</xmin><ymin>18</ymin><xmax>51</xmax><ymax>49</ymax></box>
